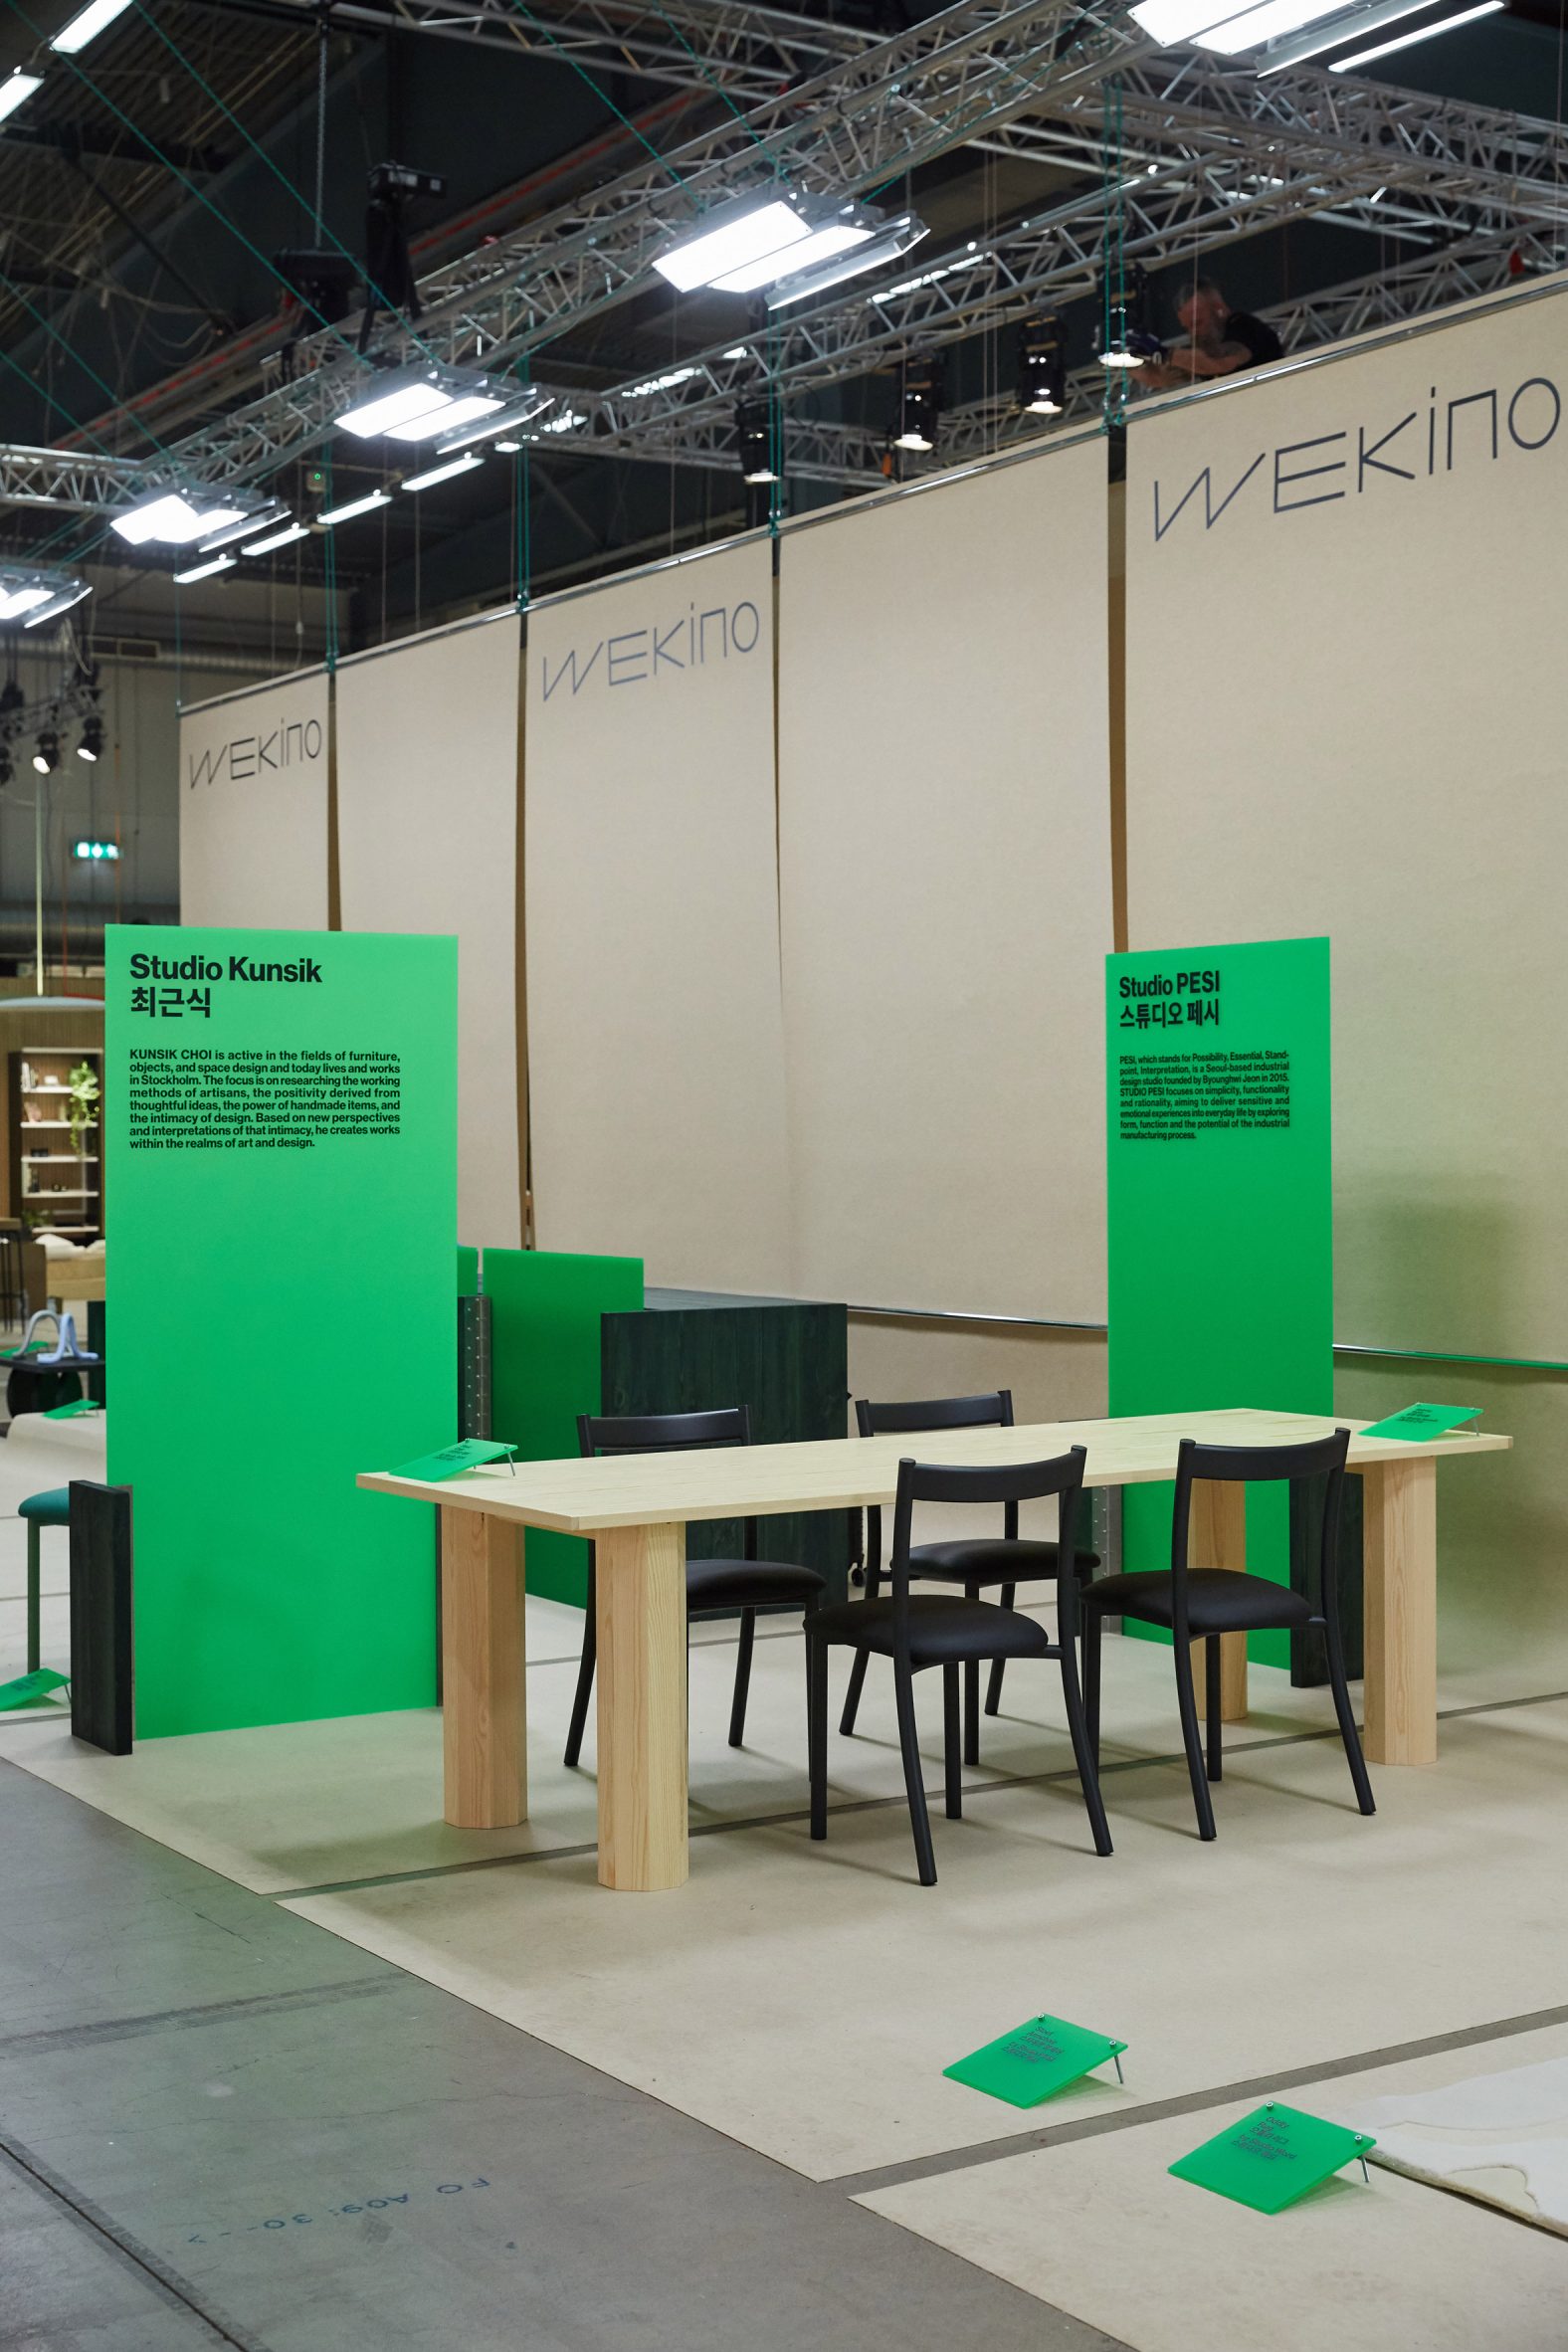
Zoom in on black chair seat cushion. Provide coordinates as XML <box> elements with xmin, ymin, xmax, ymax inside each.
<box><xmin>685</xmin><ymin>1556</ymin><xmax>826</xmax><ymax>1611</ymax></box>
<box><xmin>1085</xmin><ymin>1568</ymin><xmax>1311</xmax><ymax>1636</ymax></box>
<box><xmin>909</xmin><ymin>1536</ymin><xmax>1100</xmax><ymax>1586</ymax></box>
<box><xmin>812</xmin><ymin>1595</ymin><xmax>1053</xmax><ymax>1666</ymax></box>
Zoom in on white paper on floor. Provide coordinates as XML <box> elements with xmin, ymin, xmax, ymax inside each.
<box><xmin>1338</xmin><ymin>2058</ymin><xmax>1568</xmax><ymax>2235</ymax></box>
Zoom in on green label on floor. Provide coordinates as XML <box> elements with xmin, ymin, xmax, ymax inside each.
<box><xmin>1358</xmin><ymin>1402</ymin><xmax>1479</xmax><ymax>1444</ymax></box>
<box><xmin>943</xmin><ymin>2015</ymin><xmax>1127</xmax><ymax>2108</ymax></box>
<box><xmin>0</xmin><ymin>1666</ymin><xmax>69</xmax><ymax>1711</ymax></box>
<box><xmin>1170</xmin><ymin>2103</ymin><xmax>1374</xmax><ymax>2213</ymax></box>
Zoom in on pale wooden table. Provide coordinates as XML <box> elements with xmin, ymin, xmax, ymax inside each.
<box><xmin>359</xmin><ymin>1407</ymin><xmax>1510</xmax><ymax>1894</ymax></box>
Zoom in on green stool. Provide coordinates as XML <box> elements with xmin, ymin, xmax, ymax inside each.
<box><xmin>19</xmin><ymin>1486</ymin><xmax>69</xmax><ymax>1675</ymax></box>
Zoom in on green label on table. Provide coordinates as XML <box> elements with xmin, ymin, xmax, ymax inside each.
<box><xmin>944</xmin><ymin>2014</ymin><xmax>1127</xmax><ymax>2108</ymax></box>
<box><xmin>45</xmin><ymin>1399</ymin><xmax>102</xmax><ymax>1420</ymax></box>
<box><xmin>1169</xmin><ymin>2103</ymin><xmax>1374</xmax><ymax>2214</ymax></box>
<box><xmin>391</xmin><ymin>1438</ymin><xmax>515</xmax><ymax>1484</ymax></box>
<box><xmin>1358</xmin><ymin>1402</ymin><xmax>1479</xmax><ymax>1444</ymax></box>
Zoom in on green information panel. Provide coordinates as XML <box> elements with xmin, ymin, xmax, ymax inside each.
<box><xmin>944</xmin><ymin>2014</ymin><xmax>1127</xmax><ymax>2107</ymax></box>
<box><xmin>1359</xmin><ymin>1402</ymin><xmax>1479</xmax><ymax>1443</ymax></box>
<box><xmin>1106</xmin><ymin>938</ymin><xmax>1333</xmax><ymax>1663</ymax></box>
<box><xmin>1170</xmin><ymin>2102</ymin><xmax>1373</xmax><ymax>2214</ymax></box>
<box><xmin>106</xmin><ymin>926</ymin><xmax>456</xmax><ymax>1735</ymax></box>
<box><xmin>487</xmin><ymin>1247</ymin><xmax>644</xmax><ymax>1607</ymax></box>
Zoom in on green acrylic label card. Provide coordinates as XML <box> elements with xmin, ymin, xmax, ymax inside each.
<box><xmin>944</xmin><ymin>2015</ymin><xmax>1127</xmax><ymax>2109</ymax></box>
<box><xmin>45</xmin><ymin>1399</ymin><xmax>102</xmax><ymax>1420</ymax></box>
<box><xmin>1169</xmin><ymin>2103</ymin><xmax>1374</xmax><ymax>2215</ymax></box>
<box><xmin>391</xmin><ymin>1438</ymin><xmax>515</xmax><ymax>1483</ymax></box>
<box><xmin>1359</xmin><ymin>1403</ymin><xmax>1480</xmax><ymax>1444</ymax></box>
<box><xmin>0</xmin><ymin>1666</ymin><xmax>69</xmax><ymax>1711</ymax></box>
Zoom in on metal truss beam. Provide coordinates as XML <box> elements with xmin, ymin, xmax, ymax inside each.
<box><xmin>0</xmin><ymin>445</ymin><xmax>151</xmax><ymax>513</ymax></box>
<box><xmin>560</xmin><ymin>228</ymin><xmax>1563</xmax><ymax>484</ymax></box>
<box><xmin>49</xmin><ymin>0</ymin><xmax>1568</xmax><ymax>519</ymax></box>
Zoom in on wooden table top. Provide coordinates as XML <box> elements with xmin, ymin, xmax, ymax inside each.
<box><xmin>359</xmin><ymin>1407</ymin><xmax>1511</xmax><ymax>1535</ymax></box>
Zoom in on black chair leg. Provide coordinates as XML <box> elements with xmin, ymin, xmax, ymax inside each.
<box><xmin>893</xmin><ymin>1656</ymin><xmax>936</xmax><ymax>1886</ymax></box>
<box><xmin>563</xmin><ymin>1562</ymin><xmax>597</xmax><ymax>1767</ymax></box>
<box><xmin>1172</xmin><ymin>1633</ymin><xmax>1217</xmax><ymax>1841</ymax></box>
<box><xmin>839</xmin><ymin>1567</ymin><xmax>879</xmax><ymax>1735</ymax></box>
<box><xmin>963</xmin><ymin>1583</ymin><xmax>980</xmax><ymax>1766</ymax></box>
<box><xmin>1059</xmin><ymin>1632</ymin><xmax>1113</xmax><ymax>1858</ymax></box>
<box><xmin>1205</xmin><ymin>1636</ymin><xmax>1223</xmax><ymax>1782</ymax></box>
<box><xmin>1083</xmin><ymin>1608</ymin><xmax>1103</xmax><ymax>1767</ymax></box>
<box><xmin>943</xmin><ymin>1663</ymin><xmax>962</xmax><ymax>1818</ymax></box>
<box><xmin>1323</xmin><ymin>1616</ymin><xmax>1376</xmax><ymax>1817</ymax></box>
<box><xmin>808</xmin><ymin>1636</ymin><xmax>829</xmax><ymax>1840</ymax></box>
<box><xmin>728</xmin><ymin>1609</ymin><xmax>756</xmax><ymax>1749</ymax></box>
<box><xmin>984</xmin><ymin>1582</ymin><xmax>1016</xmax><ymax>1716</ymax></box>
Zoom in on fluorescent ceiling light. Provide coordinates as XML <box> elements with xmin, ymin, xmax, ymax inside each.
<box><xmin>1128</xmin><ymin>0</ymin><xmax>1235</xmax><ymax>43</ymax></box>
<box><xmin>384</xmin><ymin>392</ymin><xmax>500</xmax><ymax>442</ymax></box>
<box><xmin>435</xmin><ymin>393</ymin><xmax>553</xmax><ymax>453</ymax></box>
<box><xmin>334</xmin><ymin>371</ymin><xmax>497</xmax><ymax>441</ymax></box>
<box><xmin>22</xmin><ymin>580</ymin><xmax>92</xmax><ymax>628</ymax></box>
<box><xmin>712</xmin><ymin>220</ymin><xmax>870</xmax><ymax>294</ymax></box>
<box><xmin>0</xmin><ymin>585</ymin><xmax>52</xmax><ymax>618</ymax></box>
<box><xmin>765</xmin><ymin>213</ymin><xmax>928</xmax><ymax>308</ymax></box>
<box><xmin>625</xmin><ymin>365</ymin><xmax>700</xmax><ymax>398</ymax></box>
<box><xmin>493</xmin><ymin>440</ymin><xmax>521</xmax><ymax>453</ymax></box>
<box><xmin>50</xmin><ymin>0</ymin><xmax>134</xmax><ymax>51</ymax></box>
<box><xmin>652</xmin><ymin>196</ymin><xmax>811</xmax><ymax>293</ymax></box>
<box><xmin>1196</xmin><ymin>0</ymin><xmax>1347</xmax><ymax>50</ymax></box>
<box><xmin>197</xmin><ymin>501</ymin><xmax>290</xmax><ymax>551</ymax></box>
<box><xmin>0</xmin><ymin>72</ymin><xmax>43</xmax><ymax>125</ymax></box>
<box><xmin>1256</xmin><ymin>0</ymin><xmax>1432</xmax><ymax>67</ymax></box>
<box><xmin>1331</xmin><ymin>0</ymin><xmax>1500</xmax><ymax>67</ymax></box>
<box><xmin>110</xmin><ymin>490</ymin><xmax>247</xmax><ymax>546</ymax></box>
<box><xmin>316</xmin><ymin>490</ymin><xmax>391</xmax><ymax>525</ymax></box>
<box><xmin>173</xmin><ymin>554</ymin><xmax>236</xmax><ymax>584</ymax></box>
<box><xmin>241</xmin><ymin>521</ymin><xmax>310</xmax><ymax>555</ymax></box>
<box><xmin>402</xmin><ymin>453</ymin><xmax>483</xmax><ymax>491</ymax></box>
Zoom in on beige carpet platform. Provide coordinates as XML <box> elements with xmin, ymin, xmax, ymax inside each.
<box><xmin>4</xmin><ymin>1574</ymin><xmax>1565</xmax><ymax>2343</ymax></box>
<box><xmin>860</xmin><ymin>2029</ymin><xmax>1568</xmax><ymax>2352</ymax></box>
<box><xmin>0</xmin><ymin>1597</ymin><xmax>1339</xmax><ymax>1893</ymax></box>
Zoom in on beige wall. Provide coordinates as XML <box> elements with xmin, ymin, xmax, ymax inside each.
<box><xmin>777</xmin><ymin>438</ymin><xmax>1112</xmax><ymax>1323</ymax></box>
<box><xmin>524</xmin><ymin>539</ymin><xmax>790</xmax><ymax>1291</ymax></box>
<box><xmin>1125</xmin><ymin>282</ymin><xmax>1568</xmax><ymax>1363</ymax></box>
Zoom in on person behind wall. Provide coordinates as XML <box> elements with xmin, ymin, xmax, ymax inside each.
<box><xmin>1140</xmin><ymin>277</ymin><xmax>1283</xmax><ymax>391</ymax></box>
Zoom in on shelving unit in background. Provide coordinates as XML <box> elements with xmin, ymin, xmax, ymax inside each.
<box><xmin>11</xmin><ymin>1046</ymin><xmax>102</xmax><ymax>1237</ymax></box>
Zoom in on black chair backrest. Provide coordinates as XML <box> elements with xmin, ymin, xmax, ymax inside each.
<box><xmin>577</xmin><ymin>1406</ymin><xmax>756</xmax><ymax>1556</ymax></box>
<box><xmin>856</xmin><ymin>1393</ymin><xmax>1016</xmax><ymax>1564</ymax></box>
<box><xmin>578</xmin><ymin>1406</ymin><xmax>750</xmax><ymax>1457</ymax></box>
<box><xmin>855</xmin><ymin>1391</ymin><xmax>1014</xmax><ymax>1439</ymax></box>
<box><xmin>884</xmin><ymin>1447</ymin><xmax>1088</xmax><ymax>1650</ymax></box>
<box><xmin>1170</xmin><ymin>1428</ymin><xmax>1352</xmax><ymax>1640</ymax></box>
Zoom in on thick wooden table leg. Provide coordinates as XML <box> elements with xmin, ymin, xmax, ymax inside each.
<box><xmin>596</xmin><ymin>1519</ymin><xmax>687</xmax><ymax>1892</ymax></box>
<box><xmin>1189</xmin><ymin>1477</ymin><xmax>1249</xmax><ymax>1720</ymax></box>
<box><xmin>441</xmin><ymin>1506</ymin><xmax>525</xmax><ymax>1829</ymax></box>
<box><xmin>1361</xmin><ymin>1458</ymin><xmax>1438</xmax><ymax>1765</ymax></box>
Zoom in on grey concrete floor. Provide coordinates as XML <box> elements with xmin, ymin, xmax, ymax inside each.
<box><xmin>0</xmin><ymin>1759</ymin><xmax>1127</xmax><ymax>2352</ymax></box>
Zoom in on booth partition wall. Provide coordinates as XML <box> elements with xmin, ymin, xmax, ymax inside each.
<box><xmin>178</xmin><ymin>269</ymin><xmax>1568</xmax><ymax>1693</ymax></box>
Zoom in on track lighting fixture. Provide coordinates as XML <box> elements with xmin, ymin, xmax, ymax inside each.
<box><xmin>735</xmin><ymin>404</ymin><xmax>779</xmax><ymax>486</ymax></box>
<box><xmin>1018</xmin><ymin>315</ymin><xmax>1068</xmax><ymax>417</ymax></box>
<box><xmin>32</xmin><ymin>728</ymin><xmax>59</xmax><ymax>777</ymax></box>
<box><xmin>893</xmin><ymin>356</ymin><xmax>944</xmax><ymax>453</ymax></box>
<box><xmin>78</xmin><ymin>715</ymin><xmax>103</xmax><ymax>763</ymax></box>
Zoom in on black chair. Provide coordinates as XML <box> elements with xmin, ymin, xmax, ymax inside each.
<box><xmin>843</xmin><ymin>1391</ymin><xmax>1099</xmax><ymax>1764</ymax></box>
<box><xmin>563</xmin><ymin>1406</ymin><xmax>826</xmax><ymax>1768</ymax></box>
<box><xmin>808</xmin><ymin>1448</ymin><xmax>1111</xmax><ymax>1885</ymax></box>
<box><xmin>1080</xmin><ymin>1427</ymin><xmax>1374</xmax><ymax>1842</ymax></box>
